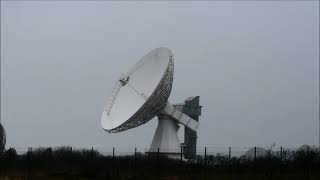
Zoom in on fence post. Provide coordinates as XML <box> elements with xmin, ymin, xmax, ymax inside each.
<box><xmin>204</xmin><ymin>147</ymin><xmax>207</xmax><ymax>167</ymax></box>
<box><xmin>27</xmin><ymin>147</ymin><xmax>32</xmax><ymax>179</ymax></box>
<box><xmin>254</xmin><ymin>147</ymin><xmax>257</xmax><ymax>161</ymax></box>
<box><xmin>134</xmin><ymin>147</ymin><xmax>137</xmax><ymax>168</ymax></box>
<box><xmin>228</xmin><ymin>147</ymin><xmax>231</xmax><ymax>167</ymax></box>
<box><xmin>112</xmin><ymin>147</ymin><xmax>115</xmax><ymax>176</ymax></box>
<box><xmin>180</xmin><ymin>146</ymin><xmax>183</xmax><ymax>165</ymax></box>
<box><xmin>113</xmin><ymin>147</ymin><xmax>115</xmax><ymax>160</ymax></box>
<box><xmin>280</xmin><ymin>146</ymin><xmax>283</xmax><ymax>161</ymax></box>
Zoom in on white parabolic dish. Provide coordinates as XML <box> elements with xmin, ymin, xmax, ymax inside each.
<box><xmin>101</xmin><ymin>47</ymin><xmax>174</xmax><ymax>133</ymax></box>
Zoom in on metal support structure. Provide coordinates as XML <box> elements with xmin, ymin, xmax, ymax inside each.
<box><xmin>147</xmin><ymin>96</ymin><xmax>202</xmax><ymax>159</ymax></box>
<box><xmin>174</xmin><ymin>96</ymin><xmax>202</xmax><ymax>159</ymax></box>
<box><xmin>162</xmin><ymin>104</ymin><xmax>199</xmax><ymax>131</ymax></box>
<box><xmin>148</xmin><ymin>114</ymin><xmax>181</xmax><ymax>159</ymax></box>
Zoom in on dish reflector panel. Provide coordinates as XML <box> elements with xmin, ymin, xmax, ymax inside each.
<box><xmin>101</xmin><ymin>47</ymin><xmax>174</xmax><ymax>133</ymax></box>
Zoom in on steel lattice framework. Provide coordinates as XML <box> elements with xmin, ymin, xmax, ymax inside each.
<box><xmin>107</xmin><ymin>57</ymin><xmax>174</xmax><ymax>133</ymax></box>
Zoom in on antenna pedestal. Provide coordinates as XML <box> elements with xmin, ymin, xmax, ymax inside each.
<box><xmin>148</xmin><ymin>114</ymin><xmax>180</xmax><ymax>159</ymax></box>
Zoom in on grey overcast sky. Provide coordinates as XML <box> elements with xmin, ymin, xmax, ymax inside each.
<box><xmin>1</xmin><ymin>1</ymin><xmax>319</xmax><ymax>153</ymax></box>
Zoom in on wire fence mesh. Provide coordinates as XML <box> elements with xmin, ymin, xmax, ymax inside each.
<box><xmin>1</xmin><ymin>145</ymin><xmax>319</xmax><ymax>180</ymax></box>
<box><xmin>4</xmin><ymin>145</ymin><xmax>318</xmax><ymax>160</ymax></box>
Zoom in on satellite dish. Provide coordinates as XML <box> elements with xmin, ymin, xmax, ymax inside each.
<box><xmin>101</xmin><ymin>47</ymin><xmax>200</xmax><ymax>157</ymax></box>
<box><xmin>0</xmin><ymin>124</ymin><xmax>6</xmax><ymax>154</ymax></box>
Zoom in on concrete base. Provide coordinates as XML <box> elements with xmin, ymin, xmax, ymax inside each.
<box><xmin>148</xmin><ymin>114</ymin><xmax>180</xmax><ymax>158</ymax></box>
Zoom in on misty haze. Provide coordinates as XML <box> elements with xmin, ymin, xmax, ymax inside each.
<box><xmin>1</xmin><ymin>1</ymin><xmax>318</xmax><ymax>153</ymax></box>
